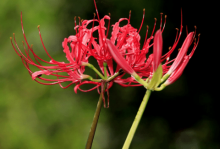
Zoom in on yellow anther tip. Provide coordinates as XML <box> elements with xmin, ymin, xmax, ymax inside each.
<box><xmin>37</xmin><ymin>25</ymin><xmax>40</xmax><ymax>28</ymax></box>
<box><xmin>175</xmin><ymin>28</ymin><xmax>179</xmax><ymax>31</ymax></box>
<box><xmin>129</xmin><ymin>10</ymin><xmax>131</xmax><ymax>13</ymax></box>
<box><xmin>194</xmin><ymin>26</ymin><xmax>197</xmax><ymax>29</ymax></box>
<box><xmin>10</xmin><ymin>37</ymin><xmax>12</xmax><ymax>40</ymax></box>
<box><xmin>143</xmin><ymin>8</ymin><xmax>145</xmax><ymax>11</ymax></box>
<box><xmin>13</xmin><ymin>33</ymin><xmax>15</xmax><ymax>35</ymax></box>
<box><xmin>108</xmin><ymin>13</ymin><xmax>111</xmax><ymax>16</ymax></box>
<box><xmin>160</xmin><ymin>12</ymin><xmax>163</xmax><ymax>15</ymax></box>
<box><xmin>165</xmin><ymin>15</ymin><xmax>167</xmax><ymax>18</ymax></box>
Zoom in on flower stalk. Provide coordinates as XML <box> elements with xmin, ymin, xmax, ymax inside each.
<box><xmin>85</xmin><ymin>83</ymin><xmax>107</xmax><ymax>149</ymax></box>
<box><xmin>122</xmin><ymin>89</ymin><xmax>152</xmax><ymax>149</ymax></box>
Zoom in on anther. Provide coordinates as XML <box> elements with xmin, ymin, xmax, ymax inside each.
<box><xmin>178</xmin><ymin>48</ymin><xmax>181</xmax><ymax>51</ymax></box>
<box><xmin>93</xmin><ymin>13</ymin><xmax>96</xmax><ymax>17</ymax></box>
<box><xmin>154</xmin><ymin>18</ymin><xmax>157</xmax><ymax>21</ymax></box>
<box><xmin>37</xmin><ymin>25</ymin><xmax>40</xmax><ymax>28</ymax></box>
<box><xmin>129</xmin><ymin>10</ymin><xmax>131</xmax><ymax>22</ymax></box>
<box><xmin>138</xmin><ymin>8</ymin><xmax>146</xmax><ymax>33</ymax></box>
<box><xmin>147</xmin><ymin>25</ymin><xmax>149</xmax><ymax>29</ymax></box>
<box><xmin>74</xmin><ymin>16</ymin><xmax>76</xmax><ymax>20</ymax></box>
<box><xmin>176</xmin><ymin>28</ymin><xmax>179</xmax><ymax>31</ymax></box>
<box><xmin>165</xmin><ymin>15</ymin><xmax>167</xmax><ymax>18</ymax></box>
<box><xmin>10</xmin><ymin>37</ymin><xmax>12</xmax><ymax>40</ymax></box>
<box><xmin>160</xmin><ymin>12</ymin><xmax>163</xmax><ymax>30</ymax></box>
<box><xmin>169</xmin><ymin>46</ymin><xmax>171</xmax><ymax>50</ymax></box>
<box><xmin>194</xmin><ymin>26</ymin><xmax>197</xmax><ymax>29</ymax></box>
<box><xmin>198</xmin><ymin>33</ymin><xmax>201</xmax><ymax>36</ymax></box>
<box><xmin>108</xmin><ymin>13</ymin><xmax>111</xmax><ymax>16</ymax></box>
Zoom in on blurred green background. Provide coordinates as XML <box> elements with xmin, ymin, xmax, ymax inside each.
<box><xmin>0</xmin><ymin>0</ymin><xmax>218</xmax><ymax>149</ymax></box>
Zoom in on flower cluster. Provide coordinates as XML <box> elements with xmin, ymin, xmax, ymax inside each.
<box><xmin>11</xmin><ymin>1</ymin><xmax>199</xmax><ymax>98</ymax></box>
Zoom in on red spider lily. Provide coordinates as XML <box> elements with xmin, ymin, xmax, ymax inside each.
<box><xmin>11</xmin><ymin>0</ymin><xmax>200</xmax><ymax>95</ymax></box>
<box><xmin>106</xmin><ymin>9</ymin><xmax>200</xmax><ymax>88</ymax></box>
<box><xmin>11</xmin><ymin>12</ymin><xmax>94</xmax><ymax>90</ymax></box>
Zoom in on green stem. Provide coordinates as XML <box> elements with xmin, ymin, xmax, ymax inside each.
<box><xmin>86</xmin><ymin>63</ymin><xmax>105</xmax><ymax>80</ymax></box>
<box><xmin>103</xmin><ymin>62</ymin><xmax>108</xmax><ymax>79</ymax></box>
<box><xmin>85</xmin><ymin>85</ymin><xmax>106</xmax><ymax>149</ymax></box>
<box><xmin>122</xmin><ymin>89</ymin><xmax>152</xmax><ymax>149</ymax></box>
<box><xmin>133</xmin><ymin>73</ymin><xmax>148</xmax><ymax>88</ymax></box>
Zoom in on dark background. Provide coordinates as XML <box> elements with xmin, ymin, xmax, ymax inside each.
<box><xmin>0</xmin><ymin>0</ymin><xmax>218</xmax><ymax>148</ymax></box>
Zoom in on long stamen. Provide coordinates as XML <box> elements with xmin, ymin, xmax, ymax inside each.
<box><xmin>93</xmin><ymin>0</ymin><xmax>100</xmax><ymax>21</ymax></box>
<box><xmin>74</xmin><ymin>16</ymin><xmax>77</xmax><ymax>34</ymax></box>
<box><xmin>78</xmin><ymin>16</ymin><xmax>81</xmax><ymax>26</ymax></box>
<box><xmin>10</xmin><ymin>36</ymin><xmax>22</xmax><ymax>57</ymax></box>
<box><xmin>106</xmin><ymin>13</ymin><xmax>111</xmax><ymax>38</ymax></box>
<box><xmin>188</xmin><ymin>26</ymin><xmax>197</xmax><ymax>46</ymax></box>
<box><xmin>192</xmin><ymin>26</ymin><xmax>197</xmax><ymax>41</ymax></box>
<box><xmin>21</xmin><ymin>12</ymin><xmax>51</xmax><ymax>65</ymax></box>
<box><xmin>78</xmin><ymin>16</ymin><xmax>81</xmax><ymax>37</ymax></box>
<box><xmin>175</xmin><ymin>28</ymin><xmax>179</xmax><ymax>42</ymax></box>
<box><xmin>88</xmin><ymin>13</ymin><xmax>96</xmax><ymax>48</ymax></box>
<box><xmin>21</xmin><ymin>12</ymin><xmax>32</xmax><ymax>51</ymax></box>
<box><xmin>151</xmin><ymin>18</ymin><xmax>157</xmax><ymax>37</ymax></box>
<box><xmin>143</xmin><ymin>25</ymin><xmax>149</xmax><ymax>48</ymax></box>
<box><xmin>189</xmin><ymin>34</ymin><xmax>200</xmax><ymax>58</ymax></box>
<box><xmin>128</xmin><ymin>10</ymin><xmax>131</xmax><ymax>23</ymax></box>
<box><xmin>161</xmin><ymin>15</ymin><xmax>167</xmax><ymax>33</ymax></box>
<box><xmin>160</xmin><ymin>13</ymin><xmax>163</xmax><ymax>30</ymax></box>
<box><xmin>138</xmin><ymin>9</ymin><xmax>145</xmax><ymax>34</ymax></box>
<box><xmin>37</xmin><ymin>25</ymin><xmax>55</xmax><ymax>60</ymax></box>
<box><xmin>161</xmin><ymin>9</ymin><xmax>183</xmax><ymax>60</ymax></box>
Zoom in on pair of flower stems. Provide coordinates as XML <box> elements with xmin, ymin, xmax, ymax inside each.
<box><xmin>85</xmin><ymin>61</ymin><xmax>152</xmax><ymax>149</ymax></box>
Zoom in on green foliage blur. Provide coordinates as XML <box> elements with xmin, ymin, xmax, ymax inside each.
<box><xmin>0</xmin><ymin>0</ymin><xmax>218</xmax><ymax>149</ymax></box>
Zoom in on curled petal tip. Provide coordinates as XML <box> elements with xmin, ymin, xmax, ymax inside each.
<box><xmin>74</xmin><ymin>85</ymin><xmax>78</xmax><ymax>93</ymax></box>
<box><xmin>32</xmin><ymin>70</ymin><xmax>52</xmax><ymax>80</ymax></box>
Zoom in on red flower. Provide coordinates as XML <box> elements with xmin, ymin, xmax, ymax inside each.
<box><xmin>106</xmin><ymin>9</ymin><xmax>200</xmax><ymax>89</ymax></box>
<box><xmin>11</xmin><ymin>12</ymin><xmax>93</xmax><ymax>90</ymax></box>
<box><xmin>12</xmin><ymin>2</ymin><xmax>200</xmax><ymax>94</ymax></box>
